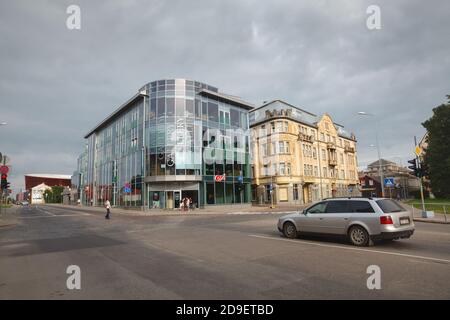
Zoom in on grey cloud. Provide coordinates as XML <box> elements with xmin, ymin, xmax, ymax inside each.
<box><xmin>0</xmin><ymin>0</ymin><xmax>449</xmax><ymax>192</ymax></box>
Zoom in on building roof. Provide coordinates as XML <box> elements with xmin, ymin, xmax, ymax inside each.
<box><xmin>25</xmin><ymin>174</ymin><xmax>72</xmax><ymax>180</ymax></box>
<box><xmin>367</xmin><ymin>159</ymin><xmax>396</xmax><ymax>168</ymax></box>
<box><xmin>198</xmin><ymin>89</ymin><xmax>254</xmax><ymax>110</ymax></box>
<box><xmin>84</xmin><ymin>79</ymin><xmax>255</xmax><ymax>138</ymax></box>
<box><xmin>84</xmin><ymin>92</ymin><xmax>143</xmax><ymax>138</ymax></box>
<box><xmin>31</xmin><ymin>183</ymin><xmax>52</xmax><ymax>190</ymax></box>
<box><xmin>249</xmin><ymin>99</ymin><xmax>354</xmax><ymax>140</ymax></box>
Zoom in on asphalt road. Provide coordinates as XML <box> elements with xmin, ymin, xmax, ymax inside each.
<box><xmin>0</xmin><ymin>205</ymin><xmax>449</xmax><ymax>299</ymax></box>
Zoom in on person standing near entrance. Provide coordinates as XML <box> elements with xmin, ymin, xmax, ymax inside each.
<box><xmin>105</xmin><ymin>200</ymin><xmax>111</xmax><ymax>219</ymax></box>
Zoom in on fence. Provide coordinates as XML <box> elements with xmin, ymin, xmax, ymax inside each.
<box><xmin>408</xmin><ymin>202</ymin><xmax>448</xmax><ymax>223</ymax></box>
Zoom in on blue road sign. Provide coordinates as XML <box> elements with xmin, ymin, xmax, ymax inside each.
<box><xmin>384</xmin><ymin>178</ymin><xmax>395</xmax><ymax>187</ymax></box>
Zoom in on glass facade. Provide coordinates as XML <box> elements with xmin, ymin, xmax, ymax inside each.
<box><xmin>78</xmin><ymin>79</ymin><xmax>252</xmax><ymax>209</ymax></box>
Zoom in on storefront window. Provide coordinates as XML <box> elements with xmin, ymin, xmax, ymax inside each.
<box><xmin>206</xmin><ymin>183</ymin><xmax>215</xmax><ymax>204</ymax></box>
<box><xmin>215</xmin><ymin>181</ymin><xmax>224</xmax><ymax>204</ymax></box>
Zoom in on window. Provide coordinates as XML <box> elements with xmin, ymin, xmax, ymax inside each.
<box><xmin>286</xmin><ymin>163</ymin><xmax>291</xmax><ymax>175</ymax></box>
<box><xmin>279</xmin><ymin>163</ymin><xmax>285</xmax><ymax>175</ymax></box>
<box><xmin>166</xmin><ymin>98</ymin><xmax>175</xmax><ymax>117</ymax></box>
<box><xmin>284</xmin><ymin>121</ymin><xmax>289</xmax><ymax>132</ymax></box>
<box><xmin>279</xmin><ymin>141</ymin><xmax>285</xmax><ymax>153</ymax></box>
<box><xmin>349</xmin><ymin>201</ymin><xmax>375</xmax><ymax>213</ymax></box>
<box><xmin>321</xmin><ymin>149</ymin><xmax>326</xmax><ymax>160</ymax></box>
<box><xmin>230</xmin><ymin>109</ymin><xmax>240</xmax><ymax>127</ymax></box>
<box><xmin>306</xmin><ymin>202</ymin><xmax>327</xmax><ymax>214</ymax></box>
<box><xmin>261</xmin><ymin>143</ymin><xmax>267</xmax><ymax>157</ymax></box>
<box><xmin>376</xmin><ymin>200</ymin><xmax>405</xmax><ymax>213</ymax></box>
<box><xmin>325</xmin><ymin>201</ymin><xmax>350</xmax><ymax>213</ymax></box>
<box><xmin>293</xmin><ymin>184</ymin><xmax>299</xmax><ymax>200</ymax></box>
<box><xmin>276</xmin><ymin>121</ymin><xmax>283</xmax><ymax>132</ymax></box>
<box><xmin>271</xmin><ymin>142</ymin><xmax>277</xmax><ymax>155</ymax></box>
<box><xmin>320</xmin><ymin>133</ymin><xmax>325</xmax><ymax>141</ymax></box>
<box><xmin>208</xmin><ymin>102</ymin><xmax>219</xmax><ymax>122</ymax></box>
<box><xmin>271</xmin><ymin>122</ymin><xmax>275</xmax><ymax>132</ymax></box>
<box><xmin>323</xmin><ymin>167</ymin><xmax>327</xmax><ymax>178</ymax></box>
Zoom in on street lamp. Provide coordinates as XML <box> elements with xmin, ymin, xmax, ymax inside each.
<box><xmin>357</xmin><ymin>112</ymin><xmax>385</xmax><ymax>197</ymax></box>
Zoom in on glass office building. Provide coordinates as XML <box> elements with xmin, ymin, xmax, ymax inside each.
<box><xmin>77</xmin><ymin>79</ymin><xmax>253</xmax><ymax>209</ymax></box>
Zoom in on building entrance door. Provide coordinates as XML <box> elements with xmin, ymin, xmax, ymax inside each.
<box><xmin>166</xmin><ymin>190</ymin><xmax>181</xmax><ymax>209</ymax></box>
<box><xmin>174</xmin><ymin>190</ymin><xmax>181</xmax><ymax>209</ymax></box>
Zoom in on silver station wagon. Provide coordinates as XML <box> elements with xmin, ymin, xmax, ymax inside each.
<box><xmin>278</xmin><ymin>197</ymin><xmax>415</xmax><ymax>246</ymax></box>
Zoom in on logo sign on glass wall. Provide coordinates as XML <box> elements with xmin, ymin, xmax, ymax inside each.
<box><xmin>215</xmin><ymin>175</ymin><xmax>225</xmax><ymax>182</ymax></box>
<box><xmin>123</xmin><ymin>183</ymin><xmax>131</xmax><ymax>193</ymax></box>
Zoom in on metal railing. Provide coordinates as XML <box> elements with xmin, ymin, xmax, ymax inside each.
<box><xmin>407</xmin><ymin>202</ymin><xmax>448</xmax><ymax>223</ymax></box>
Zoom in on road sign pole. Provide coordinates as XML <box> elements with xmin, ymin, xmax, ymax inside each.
<box><xmin>414</xmin><ymin>136</ymin><xmax>426</xmax><ymax>215</ymax></box>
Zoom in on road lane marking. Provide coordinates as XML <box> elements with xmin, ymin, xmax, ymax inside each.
<box><xmin>19</xmin><ymin>213</ymin><xmax>91</xmax><ymax>219</ymax></box>
<box><xmin>248</xmin><ymin>234</ymin><xmax>450</xmax><ymax>264</ymax></box>
<box><xmin>37</xmin><ymin>207</ymin><xmax>55</xmax><ymax>216</ymax></box>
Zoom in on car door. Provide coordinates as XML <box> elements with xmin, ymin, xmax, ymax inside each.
<box><xmin>322</xmin><ymin>200</ymin><xmax>352</xmax><ymax>235</ymax></box>
<box><xmin>301</xmin><ymin>201</ymin><xmax>329</xmax><ymax>233</ymax></box>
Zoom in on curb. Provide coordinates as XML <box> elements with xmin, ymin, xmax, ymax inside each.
<box><xmin>413</xmin><ymin>218</ymin><xmax>450</xmax><ymax>225</ymax></box>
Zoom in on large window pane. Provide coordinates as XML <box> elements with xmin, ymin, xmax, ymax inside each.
<box><xmin>206</xmin><ymin>183</ymin><xmax>215</xmax><ymax>204</ymax></box>
<box><xmin>215</xmin><ymin>181</ymin><xmax>224</xmax><ymax>204</ymax></box>
<box><xmin>208</xmin><ymin>102</ymin><xmax>219</xmax><ymax>122</ymax></box>
<box><xmin>225</xmin><ymin>183</ymin><xmax>233</xmax><ymax>203</ymax></box>
<box><xmin>230</xmin><ymin>109</ymin><xmax>240</xmax><ymax>127</ymax></box>
<box><xmin>157</xmin><ymin>97</ymin><xmax>165</xmax><ymax>118</ymax></box>
<box><xmin>166</xmin><ymin>98</ymin><xmax>175</xmax><ymax>117</ymax></box>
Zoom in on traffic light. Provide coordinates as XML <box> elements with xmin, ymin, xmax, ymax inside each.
<box><xmin>407</xmin><ymin>159</ymin><xmax>421</xmax><ymax>177</ymax></box>
<box><xmin>1</xmin><ymin>173</ymin><xmax>7</xmax><ymax>190</ymax></box>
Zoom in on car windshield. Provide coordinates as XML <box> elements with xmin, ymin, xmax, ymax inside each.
<box><xmin>376</xmin><ymin>199</ymin><xmax>405</xmax><ymax>213</ymax></box>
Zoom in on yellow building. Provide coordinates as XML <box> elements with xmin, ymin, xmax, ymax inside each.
<box><xmin>250</xmin><ymin>100</ymin><xmax>360</xmax><ymax>205</ymax></box>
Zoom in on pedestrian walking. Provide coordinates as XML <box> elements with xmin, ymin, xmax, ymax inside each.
<box><xmin>105</xmin><ymin>200</ymin><xmax>111</xmax><ymax>219</ymax></box>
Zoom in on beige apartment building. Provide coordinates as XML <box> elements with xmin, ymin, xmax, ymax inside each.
<box><xmin>249</xmin><ymin>100</ymin><xmax>360</xmax><ymax>205</ymax></box>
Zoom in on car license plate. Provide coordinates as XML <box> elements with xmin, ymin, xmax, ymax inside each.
<box><xmin>400</xmin><ymin>217</ymin><xmax>410</xmax><ymax>225</ymax></box>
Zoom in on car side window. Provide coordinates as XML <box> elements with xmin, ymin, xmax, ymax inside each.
<box><xmin>306</xmin><ymin>202</ymin><xmax>327</xmax><ymax>214</ymax></box>
<box><xmin>325</xmin><ymin>201</ymin><xmax>350</xmax><ymax>213</ymax></box>
<box><xmin>349</xmin><ymin>200</ymin><xmax>375</xmax><ymax>213</ymax></box>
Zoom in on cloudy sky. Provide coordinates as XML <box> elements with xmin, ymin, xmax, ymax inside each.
<box><xmin>1</xmin><ymin>0</ymin><xmax>449</xmax><ymax>193</ymax></box>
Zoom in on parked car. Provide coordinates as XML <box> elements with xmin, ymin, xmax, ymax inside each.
<box><xmin>278</xmin><ymin>198</ymin><xmax>414</xmax><ymax>246</ymax></box>
<box><xmin>19</xmin><ymin>201</ymin><xmax>29</xmax><ymax>206</ymax></box>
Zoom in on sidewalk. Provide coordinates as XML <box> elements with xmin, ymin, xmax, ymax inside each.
<box><xmin>401</xmin><ymin>203</ymin><xmax>449</xmax><ymax>224</ymax></box>
<box><xmin>0</xmin><ymin>206</ymin><xmax>19</xmax><ymax>228</ymax></box>
<box><xmin>45</xmin><ymin>203</ymin><xmax>302</xmax><ymax>217</ymax></box>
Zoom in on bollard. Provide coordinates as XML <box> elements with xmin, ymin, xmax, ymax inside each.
<box><xmin>444</xmin><ymin>205</ymin><xmax>448</xmax><ymax>223</ymax></box>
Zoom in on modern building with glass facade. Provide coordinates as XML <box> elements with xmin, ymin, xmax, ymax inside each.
<box><xmin>74</xmin><ymin>79</ymin><xmax>253</xmax><ymax>209</ymax></box>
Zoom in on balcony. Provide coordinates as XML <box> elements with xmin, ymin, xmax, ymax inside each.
<box><xmin>344</xmin><ymin>146</ymin><xmax>355</xmax><ymax>153</ymax></box>
<box><xmin>328</xmin><ymin>158</ymin><xmax>338</xmax><ymax>166</ymax></box>
<box><xmin>326</xmin><ymin>142</ymin><xmax>336</xmax><ymax>150</ymax></box>
<box><xmin>298</xmin><ymin>133</ymin><xmax>313</xmax><ymax>143</ymax></box>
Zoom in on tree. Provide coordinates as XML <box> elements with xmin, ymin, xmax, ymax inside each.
<box><xmin>422</xmin><ymin>95</ymin><xmax>450</xmax><ymax>198</ymax></box>
<box><xmin>42</xmin><ymin>186</ymin><xmax>65</xmax><ymax>203</ymax></box>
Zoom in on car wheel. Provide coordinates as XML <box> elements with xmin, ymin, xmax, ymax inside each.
<box><xmin>348</xmin><ymin>226</ymin><xmax>371</xmax><ymax>247</ymax></box>
<box><xmin>283</xmin><ymin>222</ymin><xmax>298</xmax><ymax>239</ymax></box>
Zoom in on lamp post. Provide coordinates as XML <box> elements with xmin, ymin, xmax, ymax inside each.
<box><xmin>357</xmin><ymin>112</ymin><xmax>385</xmax><ymax>197</ymax></box>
